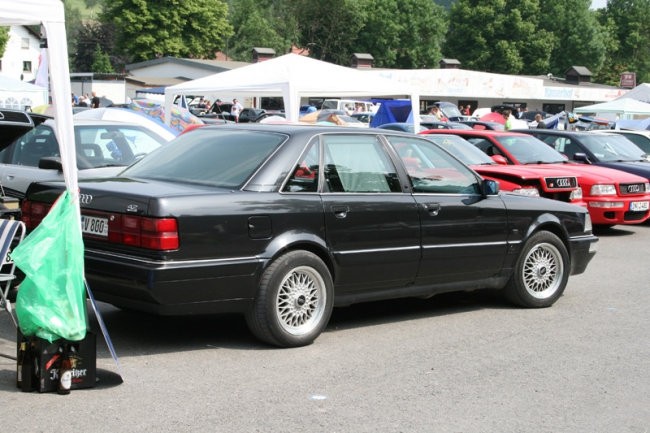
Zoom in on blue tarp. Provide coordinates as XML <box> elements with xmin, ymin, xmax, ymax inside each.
<box><xmin>370</xmin><ymin>99</ymin><xmax>413</xmax><ymax>127</ymax></box>
<box><xmin>616</xmin><ymin>118</ymin><xmax>650</xmax><ymax>130</ymax></box>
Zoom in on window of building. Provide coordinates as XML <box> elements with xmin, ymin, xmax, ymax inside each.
<box><xmin>22</xmin><ymin>61</ymin><xmax>32</xmax><ymax>72</ymax></box>
<box><xmin>21</xmin><ymin>38</ymin><xmax>30</xmax><ymax>49</ymax></box>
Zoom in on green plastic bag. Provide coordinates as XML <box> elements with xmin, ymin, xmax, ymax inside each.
<box><xmin>13</xmin><ymin>191</ymin><xmax>87</xmax><ymax>342</ymax></box>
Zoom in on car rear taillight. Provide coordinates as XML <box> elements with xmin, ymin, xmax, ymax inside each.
<box><xmin>22</xmin><ymin>200</ymin><xmax>179</xmax><ymax>251</ymax></box>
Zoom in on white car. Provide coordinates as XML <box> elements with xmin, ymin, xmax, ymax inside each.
<box><xmin>0</xmin><ymin>118</ymin><xmax>169</xmax><ymax>200</ymax></box>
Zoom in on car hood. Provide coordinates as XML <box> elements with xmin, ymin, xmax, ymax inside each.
<box><xmin>595</xmin><ymin>161</ymin><xmax>650</xmax><ymax>180</ymax></box>
<box><xmin>472</xmin><ymin>164</ymin><xmax>578</xmax><ymax>179</ymax></box>
<box><xmin>556</xmin><ymin>162</ymin><xmax>649</xmax><ymax>183</ymax></box>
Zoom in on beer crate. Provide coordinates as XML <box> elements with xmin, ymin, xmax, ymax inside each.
<box><xmin>17</xmin><ymin>331</ymin><xmax>96</xmax><ymax>392</ymax></box>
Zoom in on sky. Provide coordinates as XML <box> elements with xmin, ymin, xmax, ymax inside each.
<box><xmin>590</xmin><ymin>0</ymin><xmax>607</xmax><ymax>9</ymax></box>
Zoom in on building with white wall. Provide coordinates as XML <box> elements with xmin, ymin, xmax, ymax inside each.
<box><xmin>0</xmin><ymin>25</ymin><xmax>42</xmax><ymax>83</ymax></box>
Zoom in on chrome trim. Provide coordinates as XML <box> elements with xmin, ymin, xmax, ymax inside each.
<box><xmin>335</xmin><ymin>245</ymin><xmax>420</xmax><ymax>255</ymax></box>
<box><xmin>86</xmin><ymin>248</ymin><xmax>260</xmax><ymax>268</ymax></box>
<box><xmin>423</xmin><ymin>240</ymin><xmax>509</xmax><ymax>249</ymax></box>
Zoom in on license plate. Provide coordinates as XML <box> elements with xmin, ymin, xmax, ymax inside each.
<box><xmin>81</xmin><ymin>215</ymin><xmax>108</xmax><ymax>237</ymax></box>
<box><xmin>630</xmin><ymin>201</ymin><xmax>649</xmax><ymax>212</ymax></box>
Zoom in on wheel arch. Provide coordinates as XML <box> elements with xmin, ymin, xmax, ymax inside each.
<box><xmin>259</xmin><ymin>231</ymin><xmax>336</xmax><ymax>281</ymax></box>
<box><xmin>523</xmin><ymin>212</ymin><xmax>571</xmax><ymax>251</ymax></box>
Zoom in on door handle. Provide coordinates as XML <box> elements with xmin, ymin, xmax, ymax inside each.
<box><xmin>332</xmin><ymin>206</ymin><xmax>349</xmax><ymax>219</ymax></box>
<box><xmin>421</xmin><ymin>202</ymin><xmax>441</xmax><ymax>216</ymax></box>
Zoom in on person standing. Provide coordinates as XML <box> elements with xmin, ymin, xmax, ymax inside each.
<box><xmin>535</xmin><ymin>113</ymin><xmax>547</xmax><ymax>129</ymax></box>
<box><xmin>231</xmin><ymin>98</ymin><xmax>243</xmax><ymax>122</ymax></box>
<box><xmin>502</xmin><ymin>109</ymin><xmax>513</xmax><ymax>130</ymax></box>
<box><xmin>90</xmin><ymin>91</ymin><xmax>100</xmax><ymax>108</ymax></box>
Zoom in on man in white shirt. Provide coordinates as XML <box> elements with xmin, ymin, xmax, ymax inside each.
<box><xmin>231</xmin><ymin>99</ymin><xmax>243</xmax><ymax>122</ymax></box>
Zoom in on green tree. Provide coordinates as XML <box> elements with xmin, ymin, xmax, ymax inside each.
<box><xmin>101</xmin><ymin>0</ymin><xmax>233</xmax><ymax>62</ymax></box>
<box><xmin>227</xmin><ymin>0</ymin><xmax>291</xmax><ymax>61</ymax></box>
<box><xmin>444</xmin><ymin>0</ymin><xmax>553</xmax><ymax>74</ymax></box>
<box><xmin>91</xmin><ymin>43</ymin><xmax>114</xmax><ymax>73</ymax></box>
<box><xmin>0</xmin><ymin>27</ymin><xmax>9</xmax><ymax>57</ymax></box>
<box><xmin>290</xmin><ymin>0</ymin><xmax>368</xmax><ymax>65</ymax></box>
<box><xmin>537</xmin><ymin>0</ymin><xmax>606</xmax><ymax>77</ymax></box>
<box><xmin>72</xmin><ymin>22</ymin><xmax>118</xmax><ymax>72</ymax></box>
<box><xmin>357</xmin><ymin>0</ymin><xmax>448</xmax><ymax>69</ymax></box>
<box><xmin>601</xmin><ymin>0</ymin><xmax>650</xmax><ymax>84</ymax></box>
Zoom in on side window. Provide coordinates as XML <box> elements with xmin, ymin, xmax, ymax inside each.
<box><xmin>323</xmin><ymin>135</ymin><xmax>401</xmax><ymax>193</ymax></box>
<box><xmin>387</xmin><ymin>136</ymin><xmax>481</xmax><ymax>194</ymax></box>
<box><xmin>11</xmin><ymin>126</ymin><xmax>58</xmax><ymax>167</ymax></box>
<box><xmin>283</xmin><ymin>139</ymin><xmax>320</xmax><ymax>193</ymax></box>
<box><xmin>467</xmin><ymin>138</ymin><xmax>502</xmax><ymax>157</ymax></box>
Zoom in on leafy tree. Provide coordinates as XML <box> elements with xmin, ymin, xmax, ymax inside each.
<box><xmin>72</xmin><ymin>22</ymin><xmax>120</xmax><ymax>72</ymax></box>
<box><xmin>101</xmin><ymin>0</ymin><xmax>233</xmax><ymax>62</ymax></box>
<box><xmin>91</xmin><ymin>43</ymin><xmax>114</xmax><ymax>73</ymax></box>
<box><xmin>226</xmin><ymin>0</ymin><xmax>291</xmax><ymax>61</ymax></box>
<box><xmin>444</xmin><ymin>0</ymin><xmax>553</xmax><ymax>74</ymax></box>
<box><xmin>0</xmin><ymin>27</ymin><xmax>9</xmax><ymax>57</ymax></box>
<box><xmin>601</xmin><ymin>0</ymin><xmax>650</xmax><ymax>84</ymax></box>
<box><xmin>537</xmin><ymin>0</ymin><xmax>606</xmax><ymax>77</ymax></box>
<box><xmin>289</xmin><ymin>0</ymin><xmax>368</xmax><ymax>65</ymax></box>
<box><xmin>357</xmin><ymin>0</ymin><xmax>448</xmax><ymax>69</ymax></box>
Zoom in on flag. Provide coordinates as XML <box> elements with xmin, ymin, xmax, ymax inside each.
<box><xmin>13</xmin><ymin>191</ymin><xmax>87</xmax><ymax>342</ymax></box>
<box><xmin>34</xmin><ymin>47</ymin><xmax>49</xmax><ymax>89</ymax></box>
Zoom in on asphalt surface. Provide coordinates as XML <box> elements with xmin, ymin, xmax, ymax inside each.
<box><xmin>0</xmin><ymin>223</ymin><xmax>648</xmax><ymax>433</ymax></box>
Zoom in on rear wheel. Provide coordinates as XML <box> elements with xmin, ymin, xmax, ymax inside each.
<box><xmin>246</xmin><ymin>251</ymin><xmax>333</xmax><ymax>347</ymax></box>
<box><xmin>504</xmin><ymin>231</ymin><xmax>569</xmax><ymax>308</ymax></box>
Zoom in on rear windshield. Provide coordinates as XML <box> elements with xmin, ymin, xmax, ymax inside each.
<box><xmin>122</xmin><ymin>128</ymin><xmax>286</xmax><ymax>188</ymax></box>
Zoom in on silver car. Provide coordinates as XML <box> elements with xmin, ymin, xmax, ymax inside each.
<box><xmin>0</xmin><ymin>118</ymin><xmax>169</xmax><ymax>199</ymax></box>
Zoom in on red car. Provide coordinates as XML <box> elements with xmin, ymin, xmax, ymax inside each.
<box><xmin>421</xmin><ymin>133</ymin><xmax>584</xmax><ymax>206</ymax></box>
<box><xmin>420</xmin><ymin>129</ymin><xmax>650</xmax><ymax>227</ymax></box>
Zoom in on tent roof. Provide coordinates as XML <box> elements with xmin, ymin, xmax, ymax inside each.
<box><xmin>0</xmin><ymin>74</ymin><xmax>47</xmax><ymax>92</ymax></box>
<box><xmin>165</xmin><ymin>53</ymin><xmax>415</xmax><ymax>98</ymax></box>
<box><xmin>616</xmin><ymin>83</ymin><xmax>650</xmax><ymax>103</ymax></box>
<box><xmin>574</xmin><ymin>98</ymin><xmax>650</xmax><ymax>115</ymax></box>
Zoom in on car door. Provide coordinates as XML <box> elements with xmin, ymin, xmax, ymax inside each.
<box><xmin>386</xmin><ymin>136</ymin><xmax>508</xmax><ymax>285</ymax></box>
<box><xmin>319</xmin><ymin>133</ymin><xmax>421</xmax><ymax>293</ymax></box>
<box><xmin>0</xmin><ymin>125</ymin><xmax>60</xmax><ymax>198</ymax></box>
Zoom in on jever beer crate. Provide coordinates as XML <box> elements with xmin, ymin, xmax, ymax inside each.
<box><xmin>17</xmin><ymin>331</ymin><xmax>96</xmax><ymax>393</ymax></box>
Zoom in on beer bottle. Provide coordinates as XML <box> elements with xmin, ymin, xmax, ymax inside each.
<box><xmin>57</xmin><ymin>344</ymin><xmax>72</xmax><ymax>395</ymax></box>
<box><xmin>20</xmin><ymin>339</ymin><xmax>36</xmax><ymax>392</ymax></box>
<box><xmin>17</xmin><ymin>341</ymin><xmax>26</xmax><ymax>388</ymax></box>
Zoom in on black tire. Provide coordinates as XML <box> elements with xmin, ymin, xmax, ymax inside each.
<box><xmin>504</xmin><ymin>231</ymin><xmax>569</xmax><ymax>308</ymax></box>
<box><xmin>245</xmin><ymin>250</ymin><xmax>334</xmax><ymax>347</ymax></box>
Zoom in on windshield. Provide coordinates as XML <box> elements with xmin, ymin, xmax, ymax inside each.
<box><xmin>581</xmin><ymin>134</ymin><xmax>647</xmax><ymax>162</ymax></box>
<box><xmin>424</xmin><ymin>134</ymin><xmax>494</xmax><ymax>165</ymax></box>
<box><xmin>494</xmin><ymin>134</ymin><xmax>566</xmax><ymax>164</ymax></box>
<box><xmin>122</xmin><ymin>128</ymin><xmax>286</xmax><ymax>188</ymax></box>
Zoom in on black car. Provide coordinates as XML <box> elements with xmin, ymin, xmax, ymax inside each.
<box><xmin>23</xmin><ymin>125</ymin><xmax>598</xmax><ymax>347</ymax></box>
<box><xmin>516</xmin><ymin>129</ymin><xmax>650</xmax><ymax>182</ymax></box>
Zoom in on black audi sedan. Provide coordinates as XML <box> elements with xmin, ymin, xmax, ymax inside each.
<box><xmin>22</xmin><ymin>124</ymin><xmax>598</xmax><ymax>347</ymax></box>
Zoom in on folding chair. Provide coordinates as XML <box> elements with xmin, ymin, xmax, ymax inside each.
<box><xmin>0</xmin><ymin>219</ymin><xmax>26</xmax><ymax>328</ymax></box>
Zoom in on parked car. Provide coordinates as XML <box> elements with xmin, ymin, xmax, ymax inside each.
<box><xmin>377</xmin><ymin>122</ymin><xmax>427</xmax><ymax>133</ymax></box>
<box><xmin>421</xmin><ymin>133</ymin><xmax>583</xmax><ymax>204</ymax></box>
<box><xmin>421</xmin><ymin>129</ymin><xmax>650</xmax><ymax>227</ymax></box>
<box><xmin>0</xmin><ymin>108</ymin><xmax>50</xmax><ymax>148</ymax></box>
<box><xmin>459</xmin><ymin>120</ymin><xmax>505</xmax><ymax>131</ymax></box>
<box><xmin>419</xmin><ymin>117</ymin><xmax>472</xmax><ymax>130</ymax></box>
<box><xmin>22</xmin><ymin>124</ymin><xmax>597</xmax><ymax>347</ymax></box>
<box><xmin>0</xmin><ymin>118</ymin><xmax>169</xmax><ymax>201</ymax></box>
<box><xmin>516</xmin><ymin>129</ymin><xmax>650</xmax><ymax>179</ymax></box>
<box><xmin>601</xmin><ymin>129</ymin><xmax>650</xmax><ymax>155</ymax></box>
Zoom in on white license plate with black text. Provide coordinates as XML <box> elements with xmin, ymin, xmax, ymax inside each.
<box><xmin>81</xmin><ymin>215</ymin><xmax>108</xmax><ymax>237</ymax></box>
<box><xmin>630</xmin><ymin>201</ymin><xmax>649</xmax><ymax>212</ymax></box>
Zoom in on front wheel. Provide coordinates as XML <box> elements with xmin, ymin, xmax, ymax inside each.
<box><xmin>245</xmin><ymin>251</ymin><xmax>334</xmax><ymax>347</ymax></box>
<box><xmin>504</xmin><ymin>231</ymin><xmax>569</xmax><ymax>308</ymax></box>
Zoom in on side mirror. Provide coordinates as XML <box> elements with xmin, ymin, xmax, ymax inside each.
<box><xmin>491</xmin><ymin>155</ymin><xmax>508</xmax><ymax>165</ymax></box>
<box><xmin>573</xmin><ymin>152</ymin><xmax>590</xmax><ymax>163</ymax></box>
<box><xmin>481</xmin><ymin>179</ymin><xmax>499</xmax><ymax>196</ymax></box>
<box><xmin>38</xmin><ymin>156</ymin><xmax>63</xmax><ymax>171</ymax></box>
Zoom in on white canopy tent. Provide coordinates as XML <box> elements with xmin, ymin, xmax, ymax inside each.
<box><xmin>164</xmin><ymin>53</ymin><xmax>420</xmax><ymax>128</ymax></box>
<box><xmin>0</xmin><ymin>0</ymin><xmax>78</xmax><ymax>194</ymax></box>
<box><xmin>0</xmin><ymin>75</ymin><xmax>48</xmax><ymax>110</ymax></box>
<box><xmin>615</xmin><ymin>83</ymin><xmax>650</xmax><ymax>103</ymax></box>
<box><xmin>574</xmin><ymin>98</ymin><xmax>650</xmax><ymax>120</ymax></box>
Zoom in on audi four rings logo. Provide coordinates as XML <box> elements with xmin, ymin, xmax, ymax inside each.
<box><xmin>79</xmin><ymin>194</ymin><xmax>93</xmax><ymax>205</ymax></box>
<box><xmin>556</xmin><ymin>178</ymin><xmax>572</xmax><ymax>188</ymax></box>
<box><xmin>627</xmin><ymin>184</ymin><xmax>641</xmax><ymax>193</ymax></box>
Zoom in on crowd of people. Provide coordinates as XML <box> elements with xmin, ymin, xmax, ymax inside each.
<box><xmin>71</xmin><ymin>91</ymin><xmax>100</xmax><ymax>108</ymax></box>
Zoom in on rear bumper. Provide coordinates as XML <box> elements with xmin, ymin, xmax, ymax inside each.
<box><xmin>568</xmin><ymin>234</ymin><xmax>598</xmax><ymax>275</ymax></box>
<box><xmin>84</xmin><ymin>249</ymin><xmax>265</xmax><ymax>315</ymax></box>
